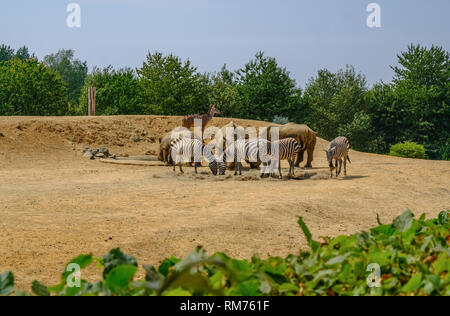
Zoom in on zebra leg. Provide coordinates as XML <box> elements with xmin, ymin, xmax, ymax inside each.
<box><xmin>179</xmin><ymin>161</ymin><xmax>184</xmax><ymax>174</ymax></box>
<box><xmin>344</xmin><ymin>156</ymin><xmax>347</xmax><ymax>176</ymax></box>
<box><xmin>335</xmin><ymin>159</ymin><xmax>339</xmax><ymax>177</ymax></box>
<box><xmin>278</xmin><ymin>159</ymin><xmax>283</xmax><ymax>179</ymax></box>
<box><xmin>337</xmin><ymin>159</ymin><xmax>342</xmax><ymax>176</ymax></box>
<box><xmin>194</xmin><ymin>162</ymin><xmax>199</xmax><ymax>174</ymax></box>
<box><xmin>289</xmin><ymin>159</ymin><xmax>295</xmax><ymax>177</ymax></box>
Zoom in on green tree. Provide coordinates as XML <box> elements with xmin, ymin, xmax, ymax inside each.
<box><xmin>392</xmin><ymin>44</ymin><xmax>449</xmax><ymax>87</ymax></box>
<box><xmin>364</xmin><ymin>83</ymin><xmax>396</xmax><ymax>153</ymax></box>
<box><xmin>391</xmin><ymin>44</ymin><xmax>450</xmax><ymax>159</ymax></box>
<box><xmin>44</xmin><ymin>49</ymin><xmax>88</xmax><ymax>104</ymax></box>
<box><xmin>0</xmin><ymin>44</ymin><xmax>35</xmax><ymax>62</ymax></box>
<box><xmin>303</xmin><ymin>66</ymin><xmax>371</xmax><ymax>150</ymax></box>
<box><xmin>0</xmin><ymin>58</ymin><xmax>68</xmax><ymax>115</ymax></box>
<box><xmin>236</xmin><ymin>52</ymin><xmax>300</xmax><ymax>121</ymax></box>
<box><xmin>137</xmin><ymin>51</ymin><xmax>209</xmax><ymax>115</ymax></box>
<box><xmin>367</xmin><ymin>44</ymin><xmax>450</xmax><ymax>159</ymax></box>
<box><xmin>0</xmin><ymin>45</ymin><xmax>15</xmax><ymax>62</ymax></box>
<box><xmin>76</xmin><ymin>66</ymin><xmax>145</xmax><ymax>115</ymax></box>
<box><xmin>15</xmin><ymin>46</ymin><xmax>35</xmax><ymax>61</ymax></box>
<box><xmin>207</xmin><ymin>65</ymin><xmax>241</xmax><ymax>118</ymax></box>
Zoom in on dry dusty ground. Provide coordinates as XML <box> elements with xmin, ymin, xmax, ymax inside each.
<box><xmin>0</xmin><ymin>115</ymin><xmax>449</xmax><ymax>291</ymax></box>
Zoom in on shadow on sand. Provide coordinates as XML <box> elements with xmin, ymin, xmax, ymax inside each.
<box><xmin>338</xmin><ymin>175</ymin><xmax>368</xmax><ymax>180</ymax></box>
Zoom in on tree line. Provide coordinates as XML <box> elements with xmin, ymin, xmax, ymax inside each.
<box><xmin>0</xmin><ymin>44</ymin><xmax>448</xmax><ymax>160</ymax></box>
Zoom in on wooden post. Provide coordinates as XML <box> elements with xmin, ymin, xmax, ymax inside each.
<box><xmin>88</xmin><ymin>87</ymin><xmax>96</xmax><ymax>116</ymax></box>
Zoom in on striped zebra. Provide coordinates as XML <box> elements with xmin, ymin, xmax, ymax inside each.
<box><xmin>223</xmin><ymin>139</ymin><xmax>259</xmax><ymax>175</ymax></box>
<box><xmin>203</xmin><ymin>142</ymin><xmax>227</xmax><ymax>175</ymax></box>
<box><xmin>325</xmin><ymin>136</ymin><xmax>351</xmax><ymax>177</ymax></box>
<box><xmin>258</xmin><ymin>137</ymin><xmax>302</xmax><ymax>179</ymax></box>
<box><xmin>170</xmin><ymin>137</ymin><xmax>203</xmax><ymax>174</ymax></box>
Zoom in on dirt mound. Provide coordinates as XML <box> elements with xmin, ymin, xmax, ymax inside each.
<box><xmin>1</xmin><ymin>116</ymin><xmax>449</xmax><ymax>291</ymax></box>
<box><xmin>0</xmin><ymin>116</ymin><xmax>277</xmax><ymax>158</ymax></box>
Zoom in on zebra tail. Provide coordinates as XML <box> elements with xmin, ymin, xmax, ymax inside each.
<box><xmin>347</xmin><ymin>155</ymin><xmax>351</xmax><ymax>163</ymax></box>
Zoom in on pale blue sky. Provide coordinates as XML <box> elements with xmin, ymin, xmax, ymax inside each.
<box><xmin>1</xmin><ymin>0</ymin><xmax>449</xmax><ymax>87</ymax></box>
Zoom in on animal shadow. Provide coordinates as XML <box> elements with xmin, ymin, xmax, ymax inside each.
<box><xmin>339</xmin><ymin>175</ymin><xmax>368</xmax><ymax>180</ymax></box>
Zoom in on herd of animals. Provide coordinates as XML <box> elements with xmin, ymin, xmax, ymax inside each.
<box><xmin>157</xmin><ymin>105</ymin><xmax>351</xmax><ymax>179</ymax></box>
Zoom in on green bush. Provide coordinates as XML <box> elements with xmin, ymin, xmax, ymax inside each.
<box><xmin>75</xmin><ymin>66</ymin><xmax>146</xmax><ymax>115</ymax></box>
<box><xmin>1</xmin><ymin>210</ymin><xmax>448</xmax><ymax>296</ymax></box>
<box><xmin>389</xmin><ymin>141</ymin><xmax>427</xmax><ymax>159</ymax></box>
<box><xmin>0</xmin><ymin>58</ymin><xmax>68</xmax><ymax>115</ymax></box>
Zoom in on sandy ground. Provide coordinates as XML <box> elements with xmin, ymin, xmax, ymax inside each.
<box><xmin>1</xmin><ymin>116</ymin><xmax>449</xmax><ymax>291</ymax></box>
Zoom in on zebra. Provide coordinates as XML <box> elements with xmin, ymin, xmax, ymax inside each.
<box><xmin>170</xmin><ymin>137</ymin><xmax>203</xmax><ymax>174</ymax></box>
<box><xmin>258</xmin><ymin>137</ymin><xmax>302</xmax><ymax>179</ymax></box>
<box><xmin>223</xmin><ymin>138</ymin><xmax>260</xmax><ymax>175</ymax></box>
<box><xmin>203</xmin><ymin>142</ymin><xmax>227</xmax><ymax>176</ymax></box>
<box><xmin>325</xmin><ymin>136</ymin><xmax>351</xmax><ymax>178</ymax></box>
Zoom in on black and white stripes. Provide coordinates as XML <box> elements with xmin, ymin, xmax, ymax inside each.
<box><xmin>224</xmin><ymin>139</ymin><xmax>259</xmax><ymax>176</ymax></box>
<box><xmin>203</xmin><ymin>142</ymin><xmax>227</xmax><ymax>175</ymax></box>
<box><xmin>325</xmin><ymin>136</ymin><xmax>351</xmax><ymax>177</ymax></box>
<box><xmin>258</xmin><ymin>137</ymin><xmax>302</xmax><ymax>179</ymax></box>
<box><xmin>170</xmin><ymin>136</ymin><xmax>305</xmax><ymax>179</ymax></box>
<box><xmin>170</xmin><ymin>137</ymin><xmax>203</xmax><ymax>174</ymax></box>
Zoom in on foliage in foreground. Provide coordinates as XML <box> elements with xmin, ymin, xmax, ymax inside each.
<box><xmin>1</xmin><ymin>210</ymin><xmax>448</xmax><ymax>296</ymax></box>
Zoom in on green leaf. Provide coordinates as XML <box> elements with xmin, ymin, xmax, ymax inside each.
<box><xmin>158</xmin><ymin>256</ymin><xmax>181</xmax><ymax>277</ymax></box>
<box><xmin>401</xmin><ymin>273</ymin><xmax>422</xmax><ymax>293</ymax></box>
<box><xmin>210</xmin><ymin>270</ymin><xmax>226</xmax><ymax>291</ymax></box>
<box><xmin>103</xmin><ymin>248</ymin><xmax>137</xmax><ymax>278</ymax></box>
<box><xmin>173</xmin><ymin>246</ymin><xmax>207</xmax><ymax>273</ymax></box>
<box><xmin>438</xmin><ymin>211</ymin><xmax>448</xmax><ymax>225</ymax></box>
<box><xmin>298</xmin><ymin>217</ymin><xmax>320</xmax><ymax>252</ymax></box>
<box><xmin>370</xmin><ymin>224</ymin><xmax>396</xmax><ymax>237</ymax></box>
<box><xmin>32</xmin><ymin>280</ymin><xmax>50</xmax><ymax>296</ymax></box>
<box><xmin>432</xmin><ymin>254</ymin><xmax>449</xmax><ymax>275</ymax></box>
<box><xmin>163</xmin><ymin>288</ymin><xmax>192</xmax><ymax>296</ymax></box>
<box><xmin>236</xmin><ymin>280</ymin><xmax>260</xmax><ymax>296</ymax></box>
<box><xmin>61</xmin><ymin>253</ymin><xmax>93</xmax><ymax>282</ymax></box>
<box><xmin>393</xmin><ymin>210</ymin><xmax>414</xmax><ymax>232</ymax></box>
<box><xmin>165</xmin><ymin>273</ymin><xmax>210</xmax><ymax>294</ymax></box>
<box><xmin>0</xmin><ymin>271</ymin><xmax>14</xmax><ymax>296</ymax></box>
<box><xmin>423</xmin><ymin>275</ymin><xmax>443</xmax><ymax>295</ymax></box>
<box><xmin>263</xmin><ymin>257</ymin><xmax>287</xmax><ymax>277</ymax></box>
<box><xmin>278</xmin><ymin>283</ymin><xmax>299</xmax><ymax>294</ymax></box>
<box><xmin>376</xmin><ymin>213</ymin><xmax>383</xmax><ymax>225</ymax></box>
<box><xmin>105</xmin><ymin>265</ymin><xmax>137</xmax><ymax>293</ymax></box>
<box><xmin>325</xmin><ymin>253</ymin><xmax>350</xmax><ymax>266</ymax></box>
<box><xmin>143</xmin><ymin>265</ymin><xmax>164</xmax><ymax>284</ymax></box>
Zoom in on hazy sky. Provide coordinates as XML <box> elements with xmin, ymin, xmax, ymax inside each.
<box><xmin>1</xmin><ymin>0</ymin><xmax>449</xmax><ymax>87</ymax></box>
